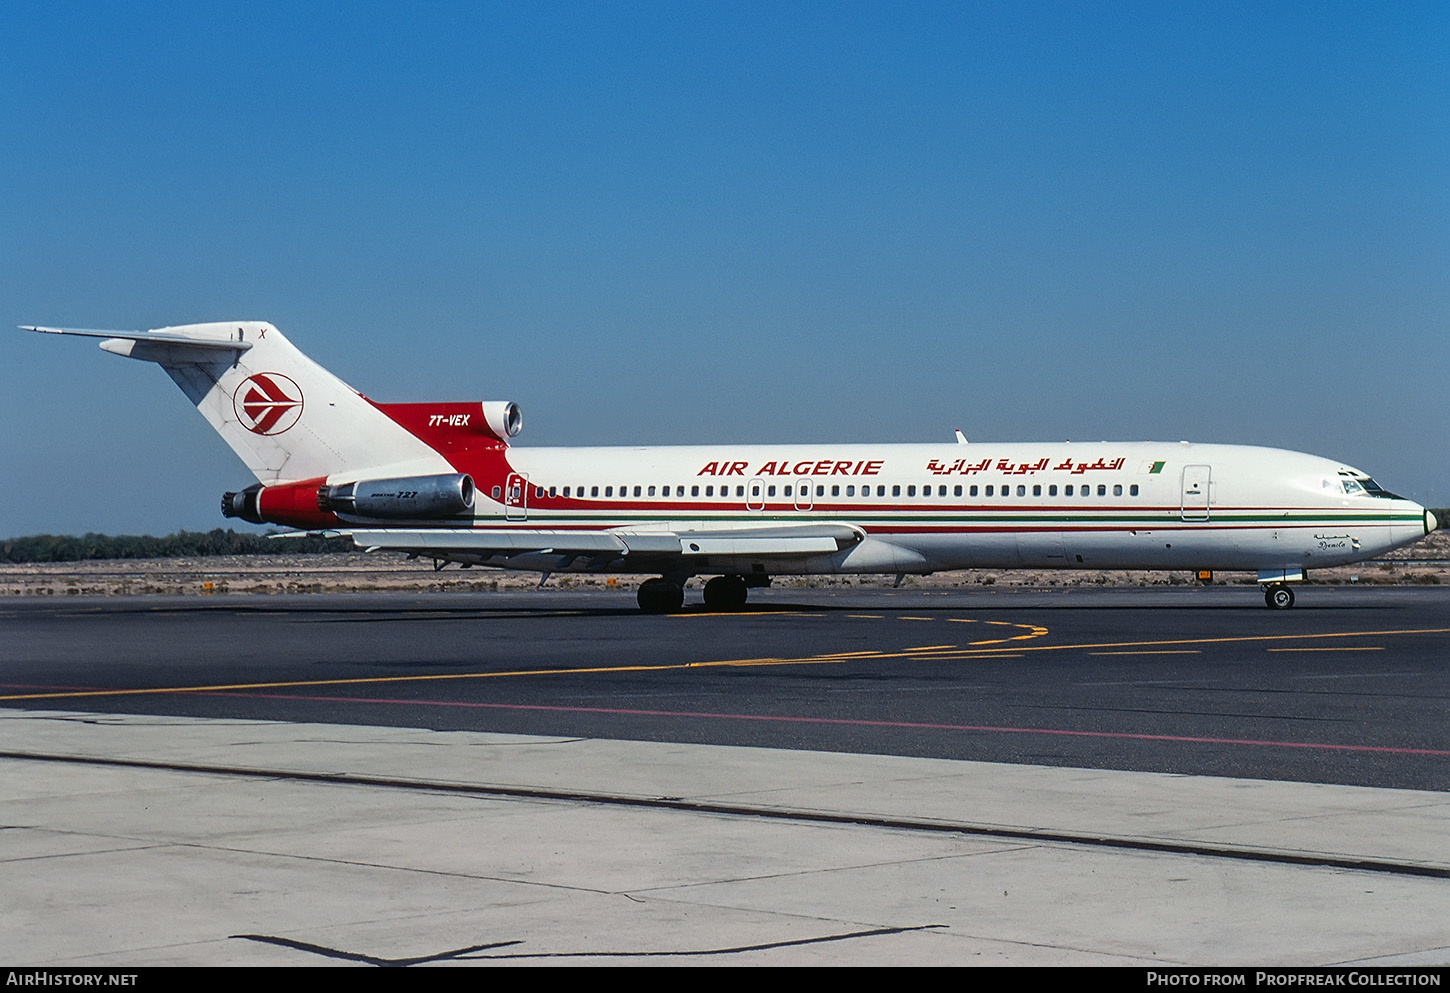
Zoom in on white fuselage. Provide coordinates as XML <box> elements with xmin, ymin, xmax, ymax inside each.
<box><xmin>448</xmin><ymin>441</ymin><xmax>1430</xmax><ymax>577</ymax></box>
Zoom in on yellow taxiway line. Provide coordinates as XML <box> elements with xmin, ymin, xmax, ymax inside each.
<box><xmin>4</xmin><ymin>623</ymin><xmax>1446</xmax><ymax>705</ymax></box>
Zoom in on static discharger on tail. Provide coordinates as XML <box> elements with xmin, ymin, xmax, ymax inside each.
<box><xmin>25</xmin><ymin>322</ymin><xmax>1439</xmax><ymax>612</ymax></box>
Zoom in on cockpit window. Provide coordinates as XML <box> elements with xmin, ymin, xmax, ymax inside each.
<box><xmin>1358</xmin><ymin>477</ymin><xmax>1402</xmax><ymax>499</ymax></box>
<box><xmin>1338</xmin><ymin>472</ymin><xmax>1402</xmax><ymax>499</ymax></box>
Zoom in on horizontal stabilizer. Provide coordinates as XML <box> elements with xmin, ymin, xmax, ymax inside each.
<box><xmin>21</xmin><ymin>325</ymin><xmax>253</xmax><ymax>352</ymax></box>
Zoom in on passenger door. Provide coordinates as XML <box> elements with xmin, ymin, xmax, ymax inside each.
<box><xmin>505</xmin><ymin>472</ymin><xmax>528</xmax><ymax>521</ymax></box>
<box><xmin>1180</xmin><ymin>465</ymin><xmax>1211</xmax><ymax>521</ymax></box>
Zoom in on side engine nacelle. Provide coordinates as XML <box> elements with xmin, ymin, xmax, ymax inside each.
<box><xmin>317</xmin><ymin>473</ymin><xmax>476</xmax><ymax>520</ymax></box>
<box><xmin>223</xmin><ymin>472</ymin><xmax>477</xmax><ymax>527</ymax></box>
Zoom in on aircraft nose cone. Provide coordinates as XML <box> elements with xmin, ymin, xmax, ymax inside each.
<box><xmin>1427</xmin><ymin>509</ymin><xmax>1440</xmax><ymax>535</ymax></box>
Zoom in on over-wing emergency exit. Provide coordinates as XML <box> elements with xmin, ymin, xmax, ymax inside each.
<box><xmin>25</xmin><ymin>322</ymin><xmax>1438</xmax><ymax>611</ymax></box>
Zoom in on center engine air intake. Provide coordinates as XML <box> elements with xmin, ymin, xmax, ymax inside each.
<box><xmin>317</xmin><ymin>473</ymin><xmax>476</xmax><ymax>519</ymax></box>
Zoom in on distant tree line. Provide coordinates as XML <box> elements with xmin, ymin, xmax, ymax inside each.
<box><xmin>1</xmin><ymin>529</ymin><xmax>354</xmax><ymax>563</ymax></box>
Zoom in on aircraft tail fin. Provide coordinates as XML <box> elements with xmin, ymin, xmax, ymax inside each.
<box><xmin>23</xmin><ymin>322</ymin><xmax>447</xmax><ymax>484</ymax></box>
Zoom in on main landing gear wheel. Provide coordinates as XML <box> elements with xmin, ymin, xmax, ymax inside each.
<box><xmin>702</xmin><ymin>575</ymin><xmax>749</xmax><ymax>611</ymax></box>
<box><xmin>637</xmin><ymin>577</ymin><xmax>685</xmax><ymax>614</ymax></box>
<box><xmin>1264</xmin><ymin>583</ymin><xmax>1295</xmax><ymax>610</ymax></box>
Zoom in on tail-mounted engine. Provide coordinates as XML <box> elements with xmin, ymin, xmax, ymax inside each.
<box><xmin>222</xmin><ymin>483</ymin><xmax>265</xmax><ymax>524</ymax></box>
<box><xmin>224</xmin><ymin>472</ymin><xmax>476</xmax><ymax>529</ymax></box>
<box><xmin>317</xmin><ymin>472</ymin><xmax>476</xmax><ymax>520</ymax></box>
<box><xmin>371</xmin><ymin>400</ymin><xmax>522</xmax><ymax>450</ymax></box>
<box><xmin>222</xmin><ymin>477</ymin><xmax>334</xmax><ymax>529</ymax></box>
<box><xmin>480</xmin><ymin>401</ymin><xmax>522</xmax><ymax>441</ymax></box>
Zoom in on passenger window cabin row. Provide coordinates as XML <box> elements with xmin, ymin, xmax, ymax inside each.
<box><xmin>490</xmin><ymin>481</ymin><xmax>1142</xmax><ymax>500</ymax></box>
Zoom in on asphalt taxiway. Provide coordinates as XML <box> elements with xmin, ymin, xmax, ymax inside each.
<box><xmin>2</xmin><ymin>587</ymin><xmax>1448</xmax><ymax>965</ymax></box>
<box><xmin>4</xmin><ymin>586</ymin><xmax>1448</xmax><ymax>789</ymax></box>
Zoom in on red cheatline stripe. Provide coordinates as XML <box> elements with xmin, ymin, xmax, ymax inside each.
<box><xmin>210</xmin><ymin>691</ymin><xmax>1450</xmax><ymax>757</ymax></box>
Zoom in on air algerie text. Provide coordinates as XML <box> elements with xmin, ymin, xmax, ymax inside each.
<box><xmin>697</xmin><ymin>460</ymin><xmax>884</xmax><ymax>477</ymax></box>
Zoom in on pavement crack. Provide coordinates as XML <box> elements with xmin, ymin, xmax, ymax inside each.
<box><xmin>465</xmin><ymin>924</ymin><xmax>949</xmax><ymax>960</ymax></box>
<box><xmin>234</xmin><ymin>925</ymin><xmax>947</xmax><ymax>963</ymax></box>
<box><xmin>232</xmin><ymin>934</ymin><xmax>522</xmax><ymax>966</ymax></box>
<box><xmin>7</xmin><ymin>749</ymin><xmax>1446</xmax><ymax>880</ymax></box>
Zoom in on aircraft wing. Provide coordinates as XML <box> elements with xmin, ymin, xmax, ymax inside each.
<box><xmin>349</xmin><ymin>522</ymin><xmax>864</xmax><ymax>565</ymax></box>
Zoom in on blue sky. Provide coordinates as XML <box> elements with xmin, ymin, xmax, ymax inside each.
<box><xmin>3</xmin><ymin>1</ymin><xmax>1447</xmax><ymax>535</ymax></box>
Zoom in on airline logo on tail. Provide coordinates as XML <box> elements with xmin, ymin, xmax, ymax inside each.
<box><xmin>233</xmin><ymin>373</ymin><xmax>304</xmax><ymax>435</ymax></box>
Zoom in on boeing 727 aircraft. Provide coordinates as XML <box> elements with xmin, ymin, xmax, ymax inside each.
<box><xmin>26</xmin><ymin>321</ymin><xmax>1438</xmax><ymax>611</ymax></box>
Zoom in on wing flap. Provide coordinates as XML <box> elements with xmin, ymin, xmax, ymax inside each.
<box><xmin>347</xmin><ymin>522</ymin><xmax>863</xmax><ymax>561</ymax></box>
<box><xmin>678</xmin><ymin>536</ymin><xmax>839</xmax><ymax>556</ymax></box>
<box><xmin>358</xmin><ymin>529</ymin><xmax>627</xmax><ymax>556</ymax></box>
